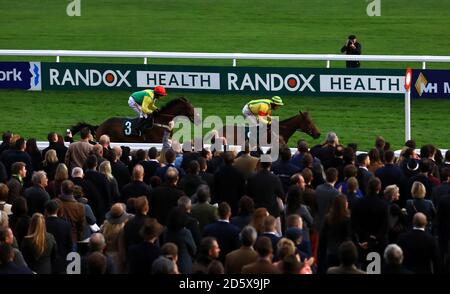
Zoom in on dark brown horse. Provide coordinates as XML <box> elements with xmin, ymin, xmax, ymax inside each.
<box><xmin>70</xmin><ymin>97</ymin><xmax>197</xmax><ymax>143</ymax></box>
<box><xmin>220</xmin><ymin>111</ymin><xmax>320</xmax><ymax>145</ymax></box>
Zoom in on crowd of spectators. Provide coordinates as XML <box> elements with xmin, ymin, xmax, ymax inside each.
<box><xmin>0</xmin><ymin>127</ymin><xmax>449</xmax><ymax>275</ymax></box>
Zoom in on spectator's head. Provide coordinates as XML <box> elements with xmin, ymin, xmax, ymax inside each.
<box><xmin>61</xmin><ymin>180</ymin><xmax>75</xmax><ymax>196</ymax></box>
<box><xmin>282</xmin><ymin>254</ymin><xmax>302</xmax><ymax>274</ymax></box>
<box><xmin>384</xmin><ymin>150</ymin><xmax>395</xmax><ymax>164</ymax></box>
<box><xmin>99</xmin><ymin>161</ymin><xmax>113</xmax><ymax>179</ymax></box>
<box><xmin>286</xmin><ymin>214</ymin><xmax>303</xmax><ymax>229</ymax></box>
<box><xmin>0</xmin><ymin>243</ymin><xmax>14</xmax><ymax>264</ymax></box>
<box><xmin>218</xmin><ymin>202</ymin><xmax>232</xmax><ymax>220</ymax></box>
<box><xmin>411</xmin><ymin>181</ymin><xmax>426</xmax><ymax>199</ymax></box>
<box><xmin>442</xmin><ymin>168</ymin><xmax>450</xmax><ymax>182</ymax></box>
<box><xmin>301</xmin><ymin>168</ymin><xmax>313</xmax><ymax>185</ymax></box>
<box><xmin>11</xmin><ymin>162</ymin><xmax>26</xmax><ymax>178</ymax></box>
<box><xmin>80</xmin><ymin>127</ymin><xmax>91</xmax><ymax>140</ymax></box>
<box><xmin>375</xmin><ymin>136</ymin><xmax>385</xmax><ymax>149</ymax></box>
<box><xmin>254</xmin><ymin>236</ymin><xmax>273</xmax><ymax>259</ymax></box>
<box><xmin>420</xmin><ymin>144</ymin><xmax>435</xmax><ymax>159</ymax></box>
<box><xmin>134</xmin><ymin>196</ymin><xmax>149</xmax><ymax>215</ymax></box>
<box><xmin>356</xmin><ymin>153</ymin><xmax>370</xmax><ymax>167</ymax></box>
<box><xmin>11</xmin><ymin>197</ymin><xmax>28</xmax><ymax>217</ymax></box>
<box><xmin>140</xmin><ymin>218</ymin><xmax>163</xmax><ymax>241</ymax></box>
<box><xmin>187</xmin><ymin>160</ymin><xmax>200</xmax><ymax>175</ymax></box>
<box><xmin>26</xmin><ymin>213</ymin><xmax>47</xmax><ymax>257</ymax></box>
<box><xmin>276</xmin><ymin>238</ymin><xmax>296</xmax><ymax>261</ymax></box>
<box><xmin>177</xmin><ymin>196</ymin><xmax>192</xmax><ymax>212</ymax></box>
<box><xmin>419</xmin><ymin>159</ymin><xmax>431</xmax><ymax>174</ymax></box>
<box><xmin>240</xmin><ymin>226</ymin><xmax>257</xmax><ymax>247</ymax></box>
<box><xmin>148</xmin><ymin>147</ymin><xmax>158</xmax><ymax>160</ymax></box>
<box><xmin>326</xmin><ymin>194</ymin><xmax>349</xmax><ymax>224</ymax></box>
<box><xmin>263</xmin><ymin>215</ymin><xmax>277</xmax><ymax>233</ymax></box>
<box><xmin>412</xmin><ymin>212</ymin><xmax>427</xmax><ymax>229</ymax></box>
<box><xmin>250</xmin><ymin>208</ymin><xmax>269</xmax><ymax>234</ymax></box>
<box><xmin>384</xmin><ymin>244</ymin><xmax>404</xmax><ymax>266</ymax></box>
<box><xmin>54</xmin><ymin>163</ymin><xmax>69</xmax><ymax>182</ymax></box>
<box><xmin>367</xmin><ymin>177</ymin><xmax>381</xmax><ymax>196</ymax></box>
<box><xmin>347</xmin><ymin>177</ymin><xmax>358</xmax><ymax>193</ymax></box>
<box><xmin>93</xmin><ymin>144</ymin><xmax>103</xmax><ymax>158</ymax></box>
<box><xmin>325</xmin><ymin>167</ymin><xmax>338</xmax><ymax>184</ymax></box>
<box><xmin>384</xmin><ymin>184</ymin><xmax>400</xmax><ymax>202</ymax></box>
<box><xmin>150</xmin><ymin>176</ymin><xmax>161</xmax><ymax>188</ymax></box>
<box><xmin>0</xmin><ymin>183</ymin><xmax>8</xmax><ymax>203</ymax></box>
<box><xmin>71</xmin><ymin>167</ymin><xmax>84</xmax><ymax>179</ymax></box>
<box><xmin>161</xmin><ymin>242</ymin><xmax>178</xmax><ymax>262</ymax></box>
<box><xmin>280</xmin><ymin>147</ymin><xmax>292</xmax><ymax>162</ymax></box>
<box><xmin>132</xmin><ymin>164</ymin><xmax>144</xmax><ymax>181</ymax></box>
<box><xmin>368</xmin><ymin>148</ymin><xmax>381</xmax><ymax>163</ymax></box>
<box><xmin>297</xmin><ymin>139</ymin><xmax>309</xmax><ymax>153</ymax></box>
<box><xmin>197</xmin><ymin>157</ymin><xmax>207</xmax><ymax>171</ymax></box>
<box><xmin>338</xmin><ymin>241</ymin><xmax>359</xmax><ymax>267</ymax></box>
<box><xmin>343</xmin><ymin>164</ymin><xmax>357</xmax><ymax>179</ymax></box>
<box><xmin>99</xmin><ymin>135</ymin><xmax>110</xmax><ymax>147</ymax></box>
<box><xmin>166</xmin><ymin>207</ymin><xmax>188</xmax><ymax>231</ymax></box>
<box><xmin>0</xmin><ymin>227</ymin><xmax>14</xmax><ymax>245</ymax></box>
<box><xmin>86</xmin><ymin>155</ymin><xmax>98</xmax><ymax>170</ymax></box>
<box><xmin>290</xmin><ymin>173</ymin><xmax>305</xmax><ymax>190</ymax></box>
<box><xmin>166</xmin><ymin>167</ymin><xmax>179</xmax><ymax>185</ymax></box>
<box><xmin>164</xmin><ymin>149</ymin><xmax>176</xmax><ymax>164</ymax></box>
<box><xmin>285</xmin><ymin>227</ymin><xmax>303</xmax><ymax>245</ymax></box>
<box><xmin>1</xmin><ymin>131</ymin><xmax>12</xmax><ymax>145</ymax></box>
<box><xmin>14</xmin><ymin>137</ymin><xmax>26</xmax><ymax>151</ymax></box>
<box><xmin>45</xmin><ymin>199</ymin><xmax>60</xmax><ymax>216</ymax></box>
<box><xmin>199</xmin><ymin>237</ymin><xmax>220</xmax><ymax>260</ymax></box>
<box><xmin>43</xmin><ymin>149</ymin><xmax>58</xmax><ymax>165</ymax></box>
<box><xmin>326</xmin><ymin>132</ymin><xmax>338</xmax><ymax>145</ymax></box>
<box><xmin>207</xmin><ymin>260</ymin><xmax>225</xmax><ymax>274</ymax></box>
<box><xmin>445</xmin><ymin>150</ymin><xmax>450</xmax><ymax>163</ymax></box>
<box><xmin>105</xmin><ymin>203</ymin><xmax>129</xmax><ymax>225</ymax></box>
<box><xmin>196</xmin><ymin>185</ymin><xmax>211</xmax><ymax>203</ymax></box>
<box><xmin>89</xmin><ymin>233</ymin><xmax>106</xmax><ymax>253</ymax></box>
<box><xmin>223</xmin><ymin>151</ymin><xmax>235</xmax><ymax>165</ymax></box>
<box><xmin>152</xmin><ymin>256</ymin><xmax>177</xmax><ymax>274</ymax></box>
<box><xmin>135</xmin><ymin>149</ymin><xmax>146</xmax><ymax>162</ymax></box>
<box><xmin>237</xmin><ymin>196</ymin><xmax>254</xmax><ymax>216</ymax></box>
<box><xmin>405</xmin><ymin>139</ymin><xmax>416</xmax><ymax>149</ymax></box>
<box><xmin>87</xmin><ymin>252</ymin><xmax>107</xmax><ymax>274</ymax></box>
<box><xmin>32</xmin><ymin>171</ymin><xmax>48</xmax><ymax>188</ymax></box>
<box><xmin>301</xmin><ymin>153</ymin><xmax>313</xmax><ymax>168</ymax></box>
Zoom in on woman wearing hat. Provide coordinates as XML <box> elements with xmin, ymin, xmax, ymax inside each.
<box><xmin>101</xmin><ymin>203</ymin><xmax>130</xmax><ymax>273</ymax></box>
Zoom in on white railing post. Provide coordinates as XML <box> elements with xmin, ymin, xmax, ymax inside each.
<box><xmin>422</xmin><ymin>61</ymin><xmax>426</xmax><ymax>69</ymax></box>
<box><xmin>232</xmin><ymin>59</ymin><xmax>237</xmax><ymax>67</ymax></box>
<box><xmin>326</xmin><ymin>60</ymin><xmax>330</xmax><ymax>68</ymax></box>
<box><xmin>144</xmin><ymin>57</ymin><xmax>147</xmax><ymax>64</ymax></box>
<box><xmin>56</xmin><ymin>56</ymin><xmax>60</xmax><ymax>63</ymax></box>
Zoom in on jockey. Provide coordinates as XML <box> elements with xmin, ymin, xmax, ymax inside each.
<box><xmin>128</xmin><ymin>86</ymin><xmax>167</xmax><ymax>132</ymax></box>
<box><xmin>242</xmin><ymin>96</ymin><xmax>284</xmax><ymax>126</ymax></box>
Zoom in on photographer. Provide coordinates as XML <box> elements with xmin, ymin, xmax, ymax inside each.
<box><xmin>340</xmin><ymin>34</ymin><xmax>361</xmax><ymax>68</ymax></box>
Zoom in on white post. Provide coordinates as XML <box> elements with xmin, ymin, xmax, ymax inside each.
<box><xmin>232</xmin><ymin>59</ymin><xmax>237</xmax><ymax>67</ymax></box>
<box><xmin>405</xmin><ymin>89</ymin><xmax>411</xmax><ymax>141</ymax></box>
<box><xmin>56</xmin><ymin>56</ymin><xmax>60</xmax><ymax>63</ymax></box>
<box><xmin>326</xmin><ymin>60</ymin><xmax>330</xmax><ymax>68</ymax></box>
<box><xmin>422</xmin><ymin>62</ymin><xmax>426</xmax><ymax>69</ymax></box>
<box><xmin>144</xmin><ymin>57</ymin><xmax>147</xmax><ymax>64</ymax></box>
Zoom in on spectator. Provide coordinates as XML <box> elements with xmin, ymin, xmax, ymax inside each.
<box><xmin>241</xmin><ymin>236</ymin><xmax>281</xmax><ymax>274</ymax></box>
<box><xmin>0</xmin><ymin>183</ymin><xmax>12</xmax><ymax>215</ymax></box>
<box><xmin>225</xmin><ymin>225</ymin><xmax>258</xmax><ymax>274</ymax></box>
<box><xmin>356</xmin><ymin>153</ymin><xmax>373</xmax><ymax>196</ymax></box>
<box><xmin>47</xmin><ymin>163</ymin><xmax>68</xmax><ymax>199</ymax></box>
<box><xmin>0</xmin><ymin>227</ymin><xmax>28</xmax><ymax>268</ymax></box>
<box><xmin>230</xmin><ymin>196</ymin><xmax>254</xmax><ymax>230</ymax></box>
<box><xmin>233</xmin><ymin>142</ymin><xmax>259</xmax><ymax>179</ymax></box>
<box><xmin>7</xmin><ymin>162</ymin><xmax>27</xmax><ymax>201</ymax></box>
<box><xmin>326</xmin><ymin>241</ymin><xmax>365</xmax><ymax>274</ymax></box>
<box><xmin>121</xmin><ymin>164</ymin><xmax>152</xmax><ymax>203</ymax></box>
<box><xmin>367</xmin><ymin>148</ymin><xmax>384</xmax><ymax>174</ymax></box>
<box><xmin>397</xmin><ymin>212</ymin><xmax>440</xmax><ymax>274</ymax></box>
<box><xmin>250</xmin><ymin>207</ymin><xmax>269</xmax><ymax>235</ymax></box>
<box><xmin>81</xmin><ymin>233</ymin><xmax>115</xmax><ymax>274</ymax></box>
<box><xmin>86</xmin><ymin>251</ymin><xmax>107</xmax><ymax>274</ymax></box>
<box><xmin>150</xmin><ymin>167</ymin><xmax>184</xmax><ymax>225</ymax></box>
<box><xmin>177</xmin><ymin>196</ymin><xmax>201</xmax><ymax>247</ymax></box>
<box><xmin>340</xmin><ymin>34</ymin><xmax>361</xmax><ymax>68</ymax></box>
<box><xmin>271</xmin><ymin>146</ymin><xmax>301</xmax><ymax>194</ymax></box>
<box><xmin>191</xmin><ymin>185</ymin><xmax>218</xmax><ymax>231</ymax></box>
<box><xmin>20</xmin><ymin>213</ymin><xmax>57</xmax><ymax>274</ymax></box>
<box><xmin>73</xmin><ymin>185</ymin><xmax>97</xmax><ymax>240</ymax></box>
<box><xmin>84</xmin><ymin>155</ymin><xmax>112</xmax><ymax>215</ymax></box>
<box><xmin>25</xmin><ymin>138</ymin><xmax>42</xmax><ymax>172</ymax></box>
<box><xmin>9</xmin><ymin>197</ymin><xmax>30</xmax><ymax>246</ymax></box>
<box><xmin>315</xmin><ymin>167</ymin><xmax>339</xmax><ymax>232</ymax></box>
<box><xmin>382</xmin><ymin>244</ymin><xmax>412</xmax><ymax>274</ymax></box>
<box><xmin>99</xmin><ymin>160</ymin><xmax>120</xmax><ymax>204</ymax></box>
<box><xmin>178</xmin><ymin>160</ymin><xmax>205</xmax><ymax>198</ymax></box>
<box><xmin>128</xmin><ymin>218</ymin><xmax>163</xmax><ymax>274</ymax></box>
<box><xmin>192</xmin><ymin>237</ymin><xmax>220</xmax><ymax>274</ymax></box>
<box><xmin>41</xmin><ymin>132</ymin><xmax>68</xmax><ymax>164</ymax></box>
<box><xmin>110</xmin><ymin>146</ymin><xmax>131</xmax><ymax>191</ymax></box>
<box><xmin>139</xmin><ymin>147</ymin><xmax>159</xmax><ymax>184</ymax></box>
<box><xmin>384</xmin><ymin>185</ymin><xmax>407</xmax><ymax>242</ymax></box>
<box><xmin>375</xmin><ymin>150</ymin><xmax>405</xmax><ymax>192</ymax></box>
<box><xmin>24</xmin><ymin>171</ymin><xmax>50</xmax><ymax>215</ymax></box>
<box><xmin>432</xmin><ymin>168</ymin><xmax>450</xmax><ymax>209</ymax></box>
<box><xmin>123</xmin><ymin>196</ymin><xmax>151</xmax><ymax>249</ymax></box>
<box><xmin>405</xmin><ymin>181</ymin><xmax>436</xmax><ymax>231</ymax></box>
<box><xmin>42</xmin><ymin>149</ymin><xmax>59</xmax><ymax>181</ymax></box>
<box><xmin>1</xmin><ymin>137</ymin><xmax>33</xmax><ymax>185</ymax></box>
<box><xmin>0</xmin><ymin>244</ymin><xmax>33</xmax><ymax>274</ymax></box>
<box><xmin>64</xmin><ymin>127</ymin><xmax>93</xmax><ymax>171</ymax></box>
<box><xmin>59</xmin><ymin>180</ymin><xmax>86</xmax><ymax>243</ymax></box>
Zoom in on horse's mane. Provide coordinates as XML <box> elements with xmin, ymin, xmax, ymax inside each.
<box><xmin>280</xmin><ymin>110</ymin><xmax>309</xmax><ymax>123</ymax></box>
<box><xmin>160</xmin><ymin>97</ymin><xmax>189</xmax><ymax>112</ymax></box>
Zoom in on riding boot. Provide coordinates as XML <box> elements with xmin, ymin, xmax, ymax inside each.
<box><xmin>134</xmin><ymin>117</ymin><xmax>146</xmax><ymax>134</ymax></box>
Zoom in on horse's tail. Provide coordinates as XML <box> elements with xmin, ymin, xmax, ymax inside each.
<box><xmin>70</xmin><ymin>122</ymin><xmax>99</xmax><ymax>136</ymax></box>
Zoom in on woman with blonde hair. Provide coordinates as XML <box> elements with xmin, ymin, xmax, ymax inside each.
<box><xmin>42</xmin><ymin>149</ymin><xmax>59</xmax><ymax>181</ymax></box>
<box><xmin>20</xmin><ymin>213</ymin><xmax>57</xmax><ymax>274</ymax></box>
<box><xmin>99</xmin><ymin>161</ymin><xmax>120</xmax><ymax>203</ymax></box>
<box><xmin>405</xmin><ymin>181</ymin><xmax>436</xmax><ymax>231</ymax></box>
<box><xmin>384</xmin><ymin>184</ymin><xmax>407</xmax><ymax>242</ymax></box>
<box><xmin>47</xmin><ymin>163</ymin><xmax>69</xmax><ymax>198</ymax></box>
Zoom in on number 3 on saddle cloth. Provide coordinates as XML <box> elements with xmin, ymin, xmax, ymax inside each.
<box><xmin>123</xmin><ymin>116</ymin><xmax>154</xmax><ymax>136</ymax></box>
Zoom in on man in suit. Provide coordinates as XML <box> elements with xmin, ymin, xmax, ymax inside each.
<box><xmin>45</xmin><ymin>199</ymin><xmax>73</xmax><ymax>273</ymax></box>
<box><xmin>1</xmin><ymin>137</ymin><xmax>33</xmax><ymax>185</ymax></box>
<box><xmin>315</xmin><ymin>167</ymin><xmax>339</xmax><ymax>232</ymax></box>
<box><xmin>214</xmin><ymin>151</ymin><xmax>246</xmax><ymax>216</ymax></box>
<box><xmin>327</xmin><ymin>241</ymin><xmax>366</xmax><ymax>274</ymax></box>
<box><xmin>246</xmin><ymin>161</ymin><xmax>284</xmax><ymax>223</ymax></box>
<box><xmin>178</xmin><ymin>196</ymin><xmax>202</xmax><ymax>247</ymax></box>
<box><xmin>191</xmin><ymin>185</ymin><xmax>218</xmax><ymax>231</ymax></box>
<box><xmin>260</xmin><ymin>215</ymin><xmax>281</xmax><ymax>251</ymax></box>
<box><xmin>121</xmin><ymin>164</ymin><xmax>152</xmax><ymax>203</ymax></box>
<box><xmin>150</xmin><ymin>167</ymin><xmax>184</xmax><ymax>225</ymax></box>
<box><xmin>123</xmin><ymin>196</ymin><xmax>152</xmax><ymax>249</ymax></box>
<box><xmin>0</xmin><ymin>244</ymin><xmax>33</xmax><ymax>274</ymax></box>
<box><xmin>241</xmin><ymin>236</ymin><xmax>281</xmax><ymax>274</ymax></box>
<box><xmin>84</xmin><ymin>155</ymin><xmax>112</xmax><ymax>212</ymax></box>
<box><xmin>271</xmin><ymin>147</ymin><xmax>301</xmax><ymax>194</ymax></box>
<box><xmin>432</xmin><ymin>168</ymin><xmax>450</xmax><ymax>208</ymax></box>
<box><xmin>234</xmin><ymin>143</ymin><xmax>259</xmax><ymax>179</ymax></box>
<box><xmin>375</xmin><ymin>150</ymin><xmax>405</xmax><ymax>192</ymax></box>
<box><xmin>24</xmin><ymin>170</ymin><xmax>50</xmax><ymax>215</ymax></box>
<box><xmin>225</xmin><ymin>225</ymin><xmax>259</xmax><ymax>274</ymax></box>
<box><xmin>139</xmin><ymin>147</ymin><xmax>160</xmax><ymax>184</ymax></box>
<box><xmin>203</xmin><ymin>202</ymin><xmax>240</xmax><ymax>262</ymax></box>
<box><xmin>356</xmin><ymin>153</ymin><xmax>373</xmax><ymax>196</ymax></box>
<box><xmin>155</xmin><ymin>149</ymin><xmax>185</xmax><ymax>182</ymax></box>
<box><xmin>397</xmin><ymin>212</ymin><xmax>440</xmax><ymax>273</ymax></box>
<box><xmin>110</xmin><ymin>146</ymin><xmax>131</xmax><ymax>191</ymax></box>
<box><xmin>42</xmin><ymin>132</ymin><xmax>68</xmax><ymax>164</ymax></box>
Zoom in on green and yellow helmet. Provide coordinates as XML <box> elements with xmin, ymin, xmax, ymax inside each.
<box><xmin>271</xmin><ymin>96</ymin><xmax>284</xmax><ymax>106</ymax></box>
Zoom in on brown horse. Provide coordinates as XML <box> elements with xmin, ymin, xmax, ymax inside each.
<box><xmin>70</xmin><ymin>97</ymin><xmax>197</xmax><ymax>143</ymax></box>
<box><xmin>220</xmin><ymin>111</ymin><xmax>321</xmax><ymax>145</ymax></box>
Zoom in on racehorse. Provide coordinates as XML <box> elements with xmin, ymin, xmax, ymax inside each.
<box><xmin>220</xmin><ymin>111</ymin><xmax>321</xmax><ymax>145</ymax></box>
<box><xmin>69</xmin><ymin>97</ymin><xmax>197</xmax><ymax>143</ymax></box>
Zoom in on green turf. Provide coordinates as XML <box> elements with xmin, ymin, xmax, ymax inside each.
<box><xmin>1</xmin><ymin>0</ymin><xmax>449</xmax><ymax>150</ymax></box>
